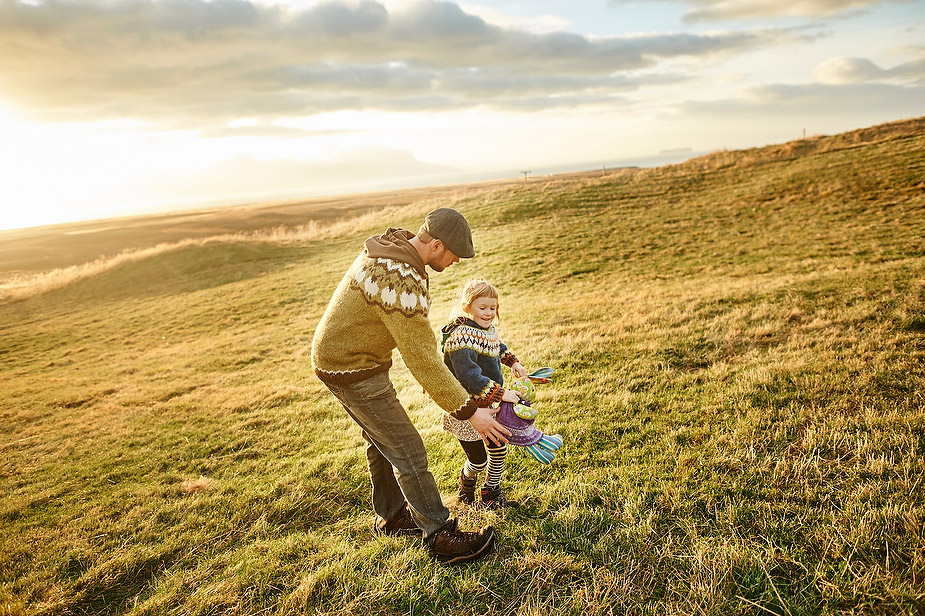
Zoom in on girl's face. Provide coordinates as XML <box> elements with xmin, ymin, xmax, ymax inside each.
<box><xmin>466</xmin><ymin>296</ymin><xmax>498</xmax><ymax>328</ymax></box>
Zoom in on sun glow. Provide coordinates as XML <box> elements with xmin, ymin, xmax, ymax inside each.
<box><xmin>0</xmin><ymin>108</ymin><xmax>234</xmax><ymax>231</ymax></box>
<box><xmin>0</xmin><ymin>106</ymin><xmax>86</xmax><ymax>230</ymax></box>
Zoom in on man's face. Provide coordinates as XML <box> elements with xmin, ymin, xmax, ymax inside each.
<box><xmin>428</xmin><ymin>242</ymin><xmax>460</xmax><ymax>272</ymax></box>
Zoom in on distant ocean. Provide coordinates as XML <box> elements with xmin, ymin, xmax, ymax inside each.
<box><xmin>449</xmin><ymin>151</ymin><xmax>701</xmax><ymax>185</ymax></box>
<box><xmin>258</xmin><ymin>150</ymin><xmax>704</xmax><ymax>203</ymax></box>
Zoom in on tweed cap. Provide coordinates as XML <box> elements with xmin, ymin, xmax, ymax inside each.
<box><xmin>421</xmin><ymin>208</ymin><xmax>474</xmax><ymax>258</ymax></box>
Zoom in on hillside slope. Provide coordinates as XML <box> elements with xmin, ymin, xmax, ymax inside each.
<box><xmin>1</xmin><ymin>117</ymin><xmax>923</xmax><ymax>615</ymax></box>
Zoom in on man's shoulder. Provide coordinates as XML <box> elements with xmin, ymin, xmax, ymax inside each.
<box><xmin>348</xmin><ymin>254</ymin><xmax>429</xmax><ymax>316</ymax></box>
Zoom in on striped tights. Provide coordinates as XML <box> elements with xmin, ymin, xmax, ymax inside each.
<box><xmin>460</xmin><ymin>440</ymin><xmax>508</xmax><ymax>487</ymax></box>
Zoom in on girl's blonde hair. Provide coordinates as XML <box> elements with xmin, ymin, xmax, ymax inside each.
<box><xmin>452</xmin><ymin>278</ymin><xmax>501</xmax><ymax>322</ymax></box>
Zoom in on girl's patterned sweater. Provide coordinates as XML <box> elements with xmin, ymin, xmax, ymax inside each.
<box><xmin>442</xmin><ymin>317</ymin><xmax>519</xmax><ymax>406</ymax></box>
<box><xmin>311</xmin><ymin>228</ymin><xmax>477</xmax><ymax>420</ymax></box>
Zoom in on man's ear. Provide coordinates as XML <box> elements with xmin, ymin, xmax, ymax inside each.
<box><xmin>431</xmin><ymin>239</ymin><xmax>444</xmax><ymax>252</ymax></box>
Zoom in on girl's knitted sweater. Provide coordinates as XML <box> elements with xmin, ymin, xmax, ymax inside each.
<box><xmin>442</xmin><ymin>317</ymin><xmax>519</xmax><ymax>406</ymax></box>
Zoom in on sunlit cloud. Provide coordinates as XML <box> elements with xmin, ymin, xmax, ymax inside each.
<box><xmin>813</xmin><ymin>57</ymin><xmax>889</xmax><ymax>83</ymax></box>
<box><xmin>609</xmin><ymin>0</ymin><xmax>916</xmax><ymax>22</ymax></box>
<box><xmin>680</xmin><ymin>81</ymin><xmax>925</xmax><ymax>118</ymax></box>
<box><xmin>459</xmin><ymin>3</ymin><xmax>573</xmax><ymax>34</ymax></box>
<box><xmin>198</xmin><ymin>125</ymin><xmax>356</xmax><ymax>139</ymax></box>
<box><xmin>0</xmin><ymin>0</ymin><xmax>805</xmax><ymax>131</ymax></box>
<box><xmin>812</xmin><ymin>51</ymin><xmax>925</xmax><ymax>84</ymax></box>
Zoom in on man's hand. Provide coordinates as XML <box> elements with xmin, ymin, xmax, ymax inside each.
<box><xmin>468</xmin><ymin>406</ymin><xmax>511</xmax><ymax>446</ymax></box>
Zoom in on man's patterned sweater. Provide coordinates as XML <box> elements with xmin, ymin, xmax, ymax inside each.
<box><xmin>311</xmin><ymin>228</ymin><xmax>477</xmax><ymax>420</ymax></box>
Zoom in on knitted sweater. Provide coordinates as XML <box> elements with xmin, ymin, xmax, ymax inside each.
<box><xmin>442</xmin><ymin>317</ymin><xmax>519</xmax><ymax>406</ymax></box>
<box><xmin>311</xmin><ymin>228</ymin><xmax>477</xmax><ymax>420</ymax></box>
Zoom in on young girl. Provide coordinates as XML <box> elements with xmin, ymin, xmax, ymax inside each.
<box><xmin>441</xmin><ymin>279</ymin><xmax>561</xmax><ymax>508</ymax></box>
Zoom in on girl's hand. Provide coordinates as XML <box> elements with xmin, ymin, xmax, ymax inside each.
<box><xmin>511</xmin><ymin>362</ymin><xmax>528</xmax><ymax>378</ymax></box>
<box><xmin>501</xmin><ymin>389</ymin><xmax>521</xmax><ymax>403</ymax></box>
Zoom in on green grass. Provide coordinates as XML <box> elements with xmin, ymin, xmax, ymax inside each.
<box><xmin>1</xmin><ymin>117</ymin><xmax>924</xmax><ymax>615</ymax></box>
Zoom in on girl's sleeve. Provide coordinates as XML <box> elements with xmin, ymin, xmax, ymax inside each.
<box><xmin>499</xmin><ymin>340</ymin><xmax>519</xmax><ymax>368</ymax></box>
<box><xmin>447</xmin><ymin>348</ymin><xmax>504</xmax><ymax>406</ymax></box>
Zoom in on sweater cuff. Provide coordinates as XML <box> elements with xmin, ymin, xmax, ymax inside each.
<box><xmin>501</xmin><ymin>352</ymin><xmax>519</xmax><ymax>367</ymax></box>
<box><xmin>473</xmin><ymin>380</ymin><xmax>504</xmax><ymax>406</ymax></box>
<box><xmin>450</xmin><ymin>398</ymin><xmax>479</xmax><ymax>421</ymax></box>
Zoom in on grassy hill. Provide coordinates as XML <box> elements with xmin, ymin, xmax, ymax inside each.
<box><xmin>1</xmin><ymin>117</ymin><xmax>923</xmax><ymax>615</ymax></box>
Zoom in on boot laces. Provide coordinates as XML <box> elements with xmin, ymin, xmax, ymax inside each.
<box><xmin>444</xmin><ymin>526</ymin><xmax>479</xmax><ymax>547</ymax></box>
<box><xmin>437</xmin><ymin>519</ymin><xmax>481</xmax><ymax>548</ymax></box>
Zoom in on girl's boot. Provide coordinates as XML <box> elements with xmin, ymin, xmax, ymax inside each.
<box><xmin>480</xmin><ymin>484</ymin><xmax>519</xmax><ymax>509</ymax></box>
<box><xmin>458</xmin><ymin>468</ymin><xmax>477</xmax><ymax>505</ymax></box>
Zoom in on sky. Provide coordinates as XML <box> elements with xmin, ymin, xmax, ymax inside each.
<box><xmin>0</xmin><ymin>0</ymin><xmax>923</xmax><ymax>230</ymax></box>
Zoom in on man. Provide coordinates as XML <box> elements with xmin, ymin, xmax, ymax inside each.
<box><xmin>311</xmin><ymin>207</ymin><xmax>510</xmax><ymax>564</ymax></box>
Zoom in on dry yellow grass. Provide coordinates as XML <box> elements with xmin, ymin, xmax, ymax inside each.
<box><xmin>0</xmin><ymin>116</ymin><xmax>922</xmax><ymax>615</ymax></box>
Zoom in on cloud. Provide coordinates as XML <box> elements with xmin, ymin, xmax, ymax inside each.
<box><xmin>680</xmin><ymin>81</ymin><xmax>925</xmax><ymax>122</ymax></box>
<box><xmin>610</xmin><ymin>0</ymin><xmax>914</xmax><ymax>22</ymax></box>
<box><xmin>812</xmin><ymin>53</ymin><xmax>925</xmax><ymax>84</ymax></box>
<box><xmin>457</xmin><ymin>3</ymin><xmax>573</xmax><ymax>34</ymax></box>
<box><xmin>0</xmin><ymin>0</ymin><xmax>803</xmax><ymax>127</ymax></box>
<box><xmin>197</xmin><ymin>125</ymin><xmax>356</xmax><ymax>138</ymax></box>
<box><xmin>813</xmin><ymin>57</ymin><xmax>886</xmax><ymax>83</ymax></box>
